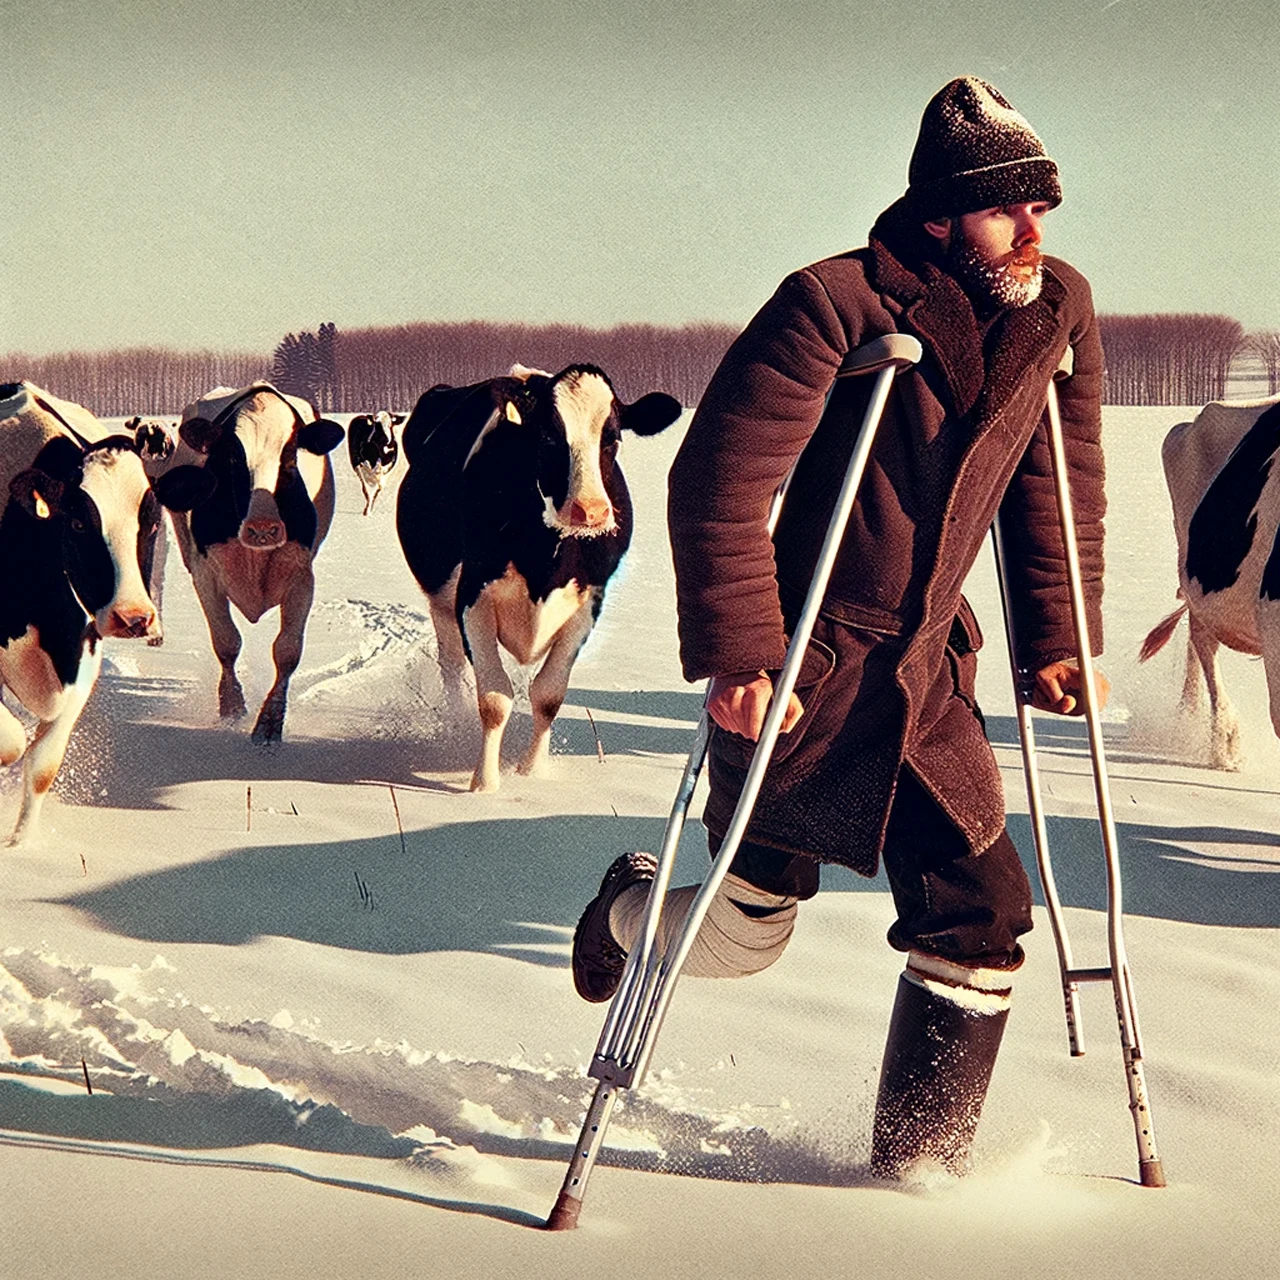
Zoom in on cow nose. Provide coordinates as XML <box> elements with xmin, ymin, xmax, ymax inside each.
<box><xmin>241</xmin><ymin>519</ymin><xmax>285</xmax><ymax>547</ymax></box>
<box><xmin>109</xmin><ymin>605</ymin><xmax>158</xmax><ymax>638</ymax></box>
<box><xmin>569</xmin><ymin>497</ymin><xmax>612</xmax><ymax>528</ymax></box>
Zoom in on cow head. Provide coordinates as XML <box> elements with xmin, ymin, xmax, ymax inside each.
<box><xmin>481</xmin><ymin>365</ymin><xmax>681</xmax><ymax>537</ymax></box>
<box><xmin>172</xmin><ymin>389</ymin><xmax>344</xmax><ymax>552</ymax></box>
<box><xmin>124</xmin><ymin>416</ymin><xmax>177</xmax><ymax>467</ymax></box>
<box><xmin>9</xmin><ymin>432</ymin><xmax>212</xmax><ymax>639</ymax></box>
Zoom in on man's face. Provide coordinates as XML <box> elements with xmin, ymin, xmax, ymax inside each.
<box><xmin>926</xmin><ymin>202</ymin><xmax>1050</xmax><ymax>307</ymax></box>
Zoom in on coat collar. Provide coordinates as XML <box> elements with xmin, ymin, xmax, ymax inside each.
<box><xmin>866</xmin><ymin>200</ymin><xmax>1066</xmax><ymax>427</ymax></box>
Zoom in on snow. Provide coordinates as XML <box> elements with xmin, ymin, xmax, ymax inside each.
<box><xmin>2</xmin><ymin>406</ymin><xmax>1279</xmax><ymax>1278</ymax></box>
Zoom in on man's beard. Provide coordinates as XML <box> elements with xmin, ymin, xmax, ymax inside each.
<box><xmin>949</xmin><ymin>240</ymin><xmax>1044</xmax><ymax>309</ymax></box>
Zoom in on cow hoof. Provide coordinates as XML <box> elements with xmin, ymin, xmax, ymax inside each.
<box><xmin>251</xmin><ymin>718</ymin><xmax>284</xmax><ymax>745</ymax></box>
<box><xmin>469</xmin><ymin>772</ymin><xmax>500</xmax><ymax>793</ymax></box>
<box><xmin>147</xmin><ymin>634</ymin><xmax>165</xmax><ymax>648</ymax></box>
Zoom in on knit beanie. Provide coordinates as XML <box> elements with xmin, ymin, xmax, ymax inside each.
<box><xmin>904</xmin><ymin>77</ymin><xmax>1061</xmax><ymax>218</ymax></box>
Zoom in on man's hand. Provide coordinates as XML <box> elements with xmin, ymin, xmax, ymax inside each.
<box><xmin>707</xmin><ymin>670</ymin><xmax>805</xmax><ymax>741</ymax></box>
<box><xmin>1031</xmin><ymin>659</ymin><xmax>1110</xmax><ymax>716</ymax></box>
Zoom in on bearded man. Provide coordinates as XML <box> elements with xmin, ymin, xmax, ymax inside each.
<box><xmin>572</xmin><ymin>77</ymin><xmax>1108</xmax><ymax>1179</ymax></box>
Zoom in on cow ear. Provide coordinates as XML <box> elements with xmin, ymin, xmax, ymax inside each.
<box><xmin>391</xmin><ymin>413</ymin><xmax>406</xmax><ymax>426</ymax></box>
<box><xmin>134</xmin><ymin>420</ymin><xmax>175</xmax><ymax>462</ymax></box>
<box><xmin>32</xmin><ymin>435</ymin><xmax>86</xmax><ymax>483</ymax></box>
<box><xmin>298</xmin><ymin>418</ymin><xmax>345</xmax><ymax>455</ymax></box>
<box><xmin>490</xmin><ymin>378</ymin><xmax>531</xmax><ymax>425</ymax></box>
<box><xmin>179</xmin><ymin>416</ymin><xmax>223</xmax><ymax>454</ymax></box>
<box><xmin>153</xmin><ymin>464</ymin><xmax>218</xmax><ymax>512</ymax></box>
<box><xmin>619</xmin><ymin>392</ymin><xmax>683</xmax><ymax>436</ymax></box>
<box><xmin>9</xmin><ymin>469</ymin><xmax>65</xmax><ymax>520</ymax></box>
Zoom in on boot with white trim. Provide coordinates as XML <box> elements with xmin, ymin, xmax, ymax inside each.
<box><xmin>870</xmin><ymin>950</ymin><xmax>1014</xmax><ymax>1180</ymax></box>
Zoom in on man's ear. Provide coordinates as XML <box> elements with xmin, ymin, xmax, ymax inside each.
<box><xmin>923</xmin><ymin>216</ymin><xmax>951</xmax><ymax>246</ymax></box>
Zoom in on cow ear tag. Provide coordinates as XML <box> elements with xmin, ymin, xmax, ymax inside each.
<box><xmin>504</xmin><ymin>401</ymin><xmax>523</xmax><ymax>425</ymax></box>
<box><xmin>33</xmin><ymin>489</ymin><xmax>51</xmax><ymax>520</ymax></box>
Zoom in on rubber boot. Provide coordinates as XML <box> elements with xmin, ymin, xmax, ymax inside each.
<box><xmin>870</xmin><ymin>965</ymin><xmax>1011</xmax><ymax>1179</ymax></box>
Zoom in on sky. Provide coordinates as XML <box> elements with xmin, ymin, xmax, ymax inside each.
<box><xmin>3</xmin><ymin>0</ymin><xmax>1279</xmax><ymax>356</ymax></box>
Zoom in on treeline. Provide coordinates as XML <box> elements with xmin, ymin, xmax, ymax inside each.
<box><xmin>1098</xmin><ymin>314</ymin><xmax>1280</xmax><ymax>405</ymax></box>
<box><xmin>7</xmin><ymin>314</ymin><xmax>1280</xmax><ymax>418</ymax></box>
<box><xmin>1</xmin><ymin>322</ymin><xmax>738</xmax><ymax>418</ymax></box>
<box><xmin>0</xmin><ymin>347</ymin><xmax>269</xmax><ymax>417</ymax></box>
<box><xmin>323</xmin><ymin>320</ymin><xmax>739</xmax><ymax>411</ymax></box>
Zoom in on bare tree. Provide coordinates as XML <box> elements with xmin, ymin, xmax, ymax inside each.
<box><xmin>1246</xmin><ymin>331</ymin><xmax>1280</xmax><ymax>397</ymax></box>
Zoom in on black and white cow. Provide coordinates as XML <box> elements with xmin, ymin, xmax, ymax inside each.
<box><xmin>156</xmin><ymin>383</ymin><xmax>344</xmax><ymax>743</ymax></box>
<box><xmin>0</xmin><ymin>383</ymin><xmax>209</xmax><ymax>844</ymax></box>
<box><xmin>347</xmin><ymin>410</ymin><xmax>404</xmax><ymax>515</ymax></box>
<box><xmin>396</xmin><ymin>364</ymin><xmax>682</xmax><ymax>791</ymax></box>
<box><xmin>1140</xmin><ymin>394</ymin><xmax>1280</xmax><ymax>769</ymax></box>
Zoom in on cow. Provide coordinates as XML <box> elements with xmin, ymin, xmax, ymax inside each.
<box><xmin>396</xmin><ymin>363</ymin><xmax>682</xmax><ymax>791</ymax></box>
<box><xmin>1140</xmin><ymin>394</ymin><xmax>1280</xmax><ymax>770</ymax></box>
<box><xmin>124</xmin><ymin>416</ymin><xmax>177</xmax><ymax>642</ymax></box>
<box><xmin>0</xmin><ymin>382</ymin><xmax>210</xmax><ymax>845</ymax></box>
<box><xmin>156</xmin><ymin>383</ymin><xmax>345</xmax><ymax>743</ymax></box>
<box><xmin>347</xmin><ymin>410</ymin><xmax>404</xmax><ymax>515</ymax></box>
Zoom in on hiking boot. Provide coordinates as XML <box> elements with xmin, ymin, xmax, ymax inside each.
<box><xmin>571</xmin><ymin>851</ymin><xmax>658</xmax><ymax>1003</ymax></box>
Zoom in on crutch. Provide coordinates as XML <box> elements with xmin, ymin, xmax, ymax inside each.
<box><xmin>545</xmin><ymin>332</ymin><xmax>924</xmax><ymax>1230</ymax></box>
<box><xmin>990</xmin><ymin>350</ymin><xmax>1166</xmax><ymax>1188</ymax></box>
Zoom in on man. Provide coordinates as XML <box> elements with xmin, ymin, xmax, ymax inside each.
<box><xmin>571</xmin><ymin>77</ymin><xmax>1107</xmax><ymax>1179</ymax></box>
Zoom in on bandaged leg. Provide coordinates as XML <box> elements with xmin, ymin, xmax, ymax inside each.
<box><xmin>607</xmin><ymin>873</ymin><xmax>798</xmax><ymax>979</ymax></box>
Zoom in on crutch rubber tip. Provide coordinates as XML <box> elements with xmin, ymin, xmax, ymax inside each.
<box><xmin>1139</xmin><ymin>1158</ymin><xmax>1167</xmax><ymax>1188</ymax></box>
<box><xmin>544</xmin><ymin>1192</ymin><xmax>583</xmax><ymax>1230</ymax></box>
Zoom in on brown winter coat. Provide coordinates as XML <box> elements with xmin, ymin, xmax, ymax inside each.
<box><xmin>668</xmin><ymin>211</ymin><xmax>1105</xmax><ymax>875</ymax></box>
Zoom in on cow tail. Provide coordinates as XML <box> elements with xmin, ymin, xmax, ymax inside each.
<box><xmin>1138</xmin><ymin>602</ymin><xmax>1189</xmax><ymax>662</ymax></box>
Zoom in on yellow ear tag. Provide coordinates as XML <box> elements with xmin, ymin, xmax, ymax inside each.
<box><xmin>34</xmin><ymin>490</ymin><xmax>51</xmax><ymax>520</ymax></box>
<box><xmin>504</xmin><ymin>401</ymin><xmax>522</xmax><ymax>424</ymax></box>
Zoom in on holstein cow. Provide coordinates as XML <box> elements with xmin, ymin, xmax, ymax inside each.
<box><xmin>1140</xmin><ymin>394</ymin><xmax>1280</xmax><ymax>769</ymax></box>
<box><xmin>396</xmin><ymin>364</ymin><xmax>682</xmax><ymax>791</ymax></box>
<box><xmin>0</xmin><ymin>382</ymin><xmax>209</xmax><ymax>845</ymax></box>
<box><xmin>123</xmin><ymin>416</ymin><xmax>177</xmax><ymax>641</ymax></box>
<box><xmin>159</xmin><ymin>383</ymin><xmax>344</xmax><ymax>743</ymax></box>
<box><xmin>347</xmin><ymin>410</ymin><xmax>404</xmax><ymax>515</ymax></box>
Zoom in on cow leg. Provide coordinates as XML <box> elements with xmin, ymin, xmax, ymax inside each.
<box><xmin>462</xmin><ymin>593</ymin><xmax>513</xmax><ymax>792</ymax></box>
<box><xmin>6</xmin><ymin>645</ymin><xmax>101</xmax><ymax>847</ymax></box>
<box><xmin>147</xmin><ymin>512</ymin><xmax>169</xmax><ymax>647</ymax></box>
<box><xmin>252</xmin><ymin>574</ymin><xmax>315</xmax><ymax>744</ymax></box>
<box><xmin>1178</xmin><ymin>632</ymin><xmax>1201</xmax><ymax>711</ymax></box>
<box><xmin>518</xmin><ymin>601</ymin><xmax>597</xmax><ymax>778</ymax></box>
<box><xmin>368</xmin><ymin>478</ymin><xmax>383</xmax><ymax>514</ymax></box>
<box><xmin>1257</xmin><ymin>600</ymin><xmax>1280</xmax><ymax>755</ymax></box>
<box><xmin>361</xmin><ymin>480</ymin><xmax>372</xmax><ymax>517</ymax></box>
<box><xmin>427</xmin><ymin>568</ymin><xmax>470</xmax><ymax>704</ymax></box>
<box><xmin>0</xmin><ymin>696</ymin><xmax>28</xmax><ymax>769</ymax></box>
<box><xmin>1188</xmin><ymin>612</ymin><xmax>1242</xmax><ymax>770</ymax></box>
<box><xmin>191</xmin><ymin>571</ymin><xmax>246</xmax><ymax>720</ymax></box>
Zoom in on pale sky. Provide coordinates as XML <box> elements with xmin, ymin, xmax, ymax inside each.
<box><xmin>4</xmin><ymin>0</ymin><xmax>1278</xmax><ymax>355</ymax></box>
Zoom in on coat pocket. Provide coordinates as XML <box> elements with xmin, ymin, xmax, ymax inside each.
<box><xmin>948</xmin><ymin>594</ymin><xmax>984</xmax><ymax>655</ymax></box>
<box><xmin>945</xmin><ymin>596</ymin><xmax>984</xmax><ymax>719</ymax></box>
<box><xmin>712</xmin><ymin>637</ymin><xmax>837</xmax><ymax>769</ymax></box>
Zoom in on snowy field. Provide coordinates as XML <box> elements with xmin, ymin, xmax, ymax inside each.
<box><xmin>3</xmin><ymin>404</ymin><xmax>1278</xmax><ymax>1279</ymax></box>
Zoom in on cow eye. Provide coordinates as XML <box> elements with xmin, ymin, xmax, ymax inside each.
<box><xmin>71</xmin><ymin>517</ymin><xmax>86</xmax><ymax>533</ymax></box>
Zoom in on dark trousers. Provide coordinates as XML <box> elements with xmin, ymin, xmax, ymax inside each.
<box><xmin>717</xmin><ymin>767</ymin><xmax>1033</xmax><ymax>969</ymax></box>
